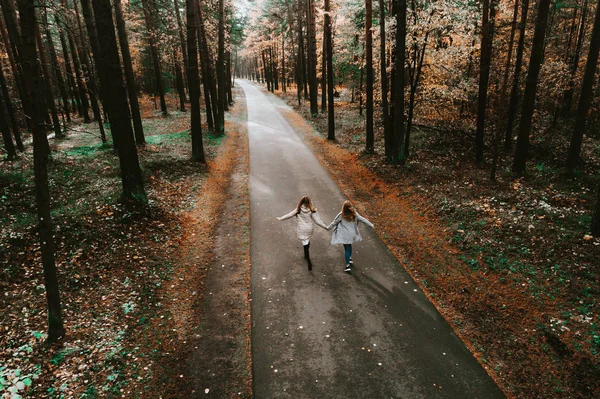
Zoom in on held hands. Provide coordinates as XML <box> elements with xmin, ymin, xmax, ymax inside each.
<box><xmin>276</xmin><ymin>217</ymin><xmax>282</xmax><ymax>221</ymax></box>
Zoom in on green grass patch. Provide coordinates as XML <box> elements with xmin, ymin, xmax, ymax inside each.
<box><xmin>63</xmin><ymin>143</ymin><xmax>111</xmax><ymax>157</ymax></box>
<box><xmin>145</xmin><ymin>131</ymin><xmax>190</xmax><ymax>145</ymax></box>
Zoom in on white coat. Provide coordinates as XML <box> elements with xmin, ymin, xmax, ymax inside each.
<box><xmin>278</xmin><ymin>205</ymin><xmax>328</xmax><ymax>241</ymax></box>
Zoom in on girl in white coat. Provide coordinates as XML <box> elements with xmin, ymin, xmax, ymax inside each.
<box><xmin>327</xmin><ymin>200</ymin><xmax>374</xmax><ymax>272</ymax></box>
<box><xmin>277</xmin><ymin>196</ymin><xmax>328</xmax><ymax>270</ymax></box>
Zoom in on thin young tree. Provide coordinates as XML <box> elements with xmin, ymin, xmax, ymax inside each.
<box><xmin>114</xmin><ymin>0</ymin><xmax>146</xmax><ymax>144</ymax></box>
<box><xmin>566</xmin><ymin>0</ymin><xmax>600</xmax><ymax>174</ymax></box>
<box><xmin>91</xmin><ymin>0</ymin><xmax>146</xmax><ymax>201</ymax></box>
<box><xmin>197</xmin><ymin>0</ymin><xmax>219</xmax><ymax>129</ymax></box>
<box><xmin>511</xmin><ymin>0</ymin><xmax>551</xmax><ymax>176</ymax></box>
<box><xmin>35</xmin><ymin>22</ymin><xmax>62</xmax><ymax>138</ymax></box>
<box><xmin>365</xmin><ymin>0</ymin><xmax>374</xmax><ymax>152</ymax></box>
<box><xmin>42</xmin><ymin>8</ymin><xmax>70</xmax><ymax>124</ymax></box>
<box><xmin>187</xmin><ymin>0</ymin><xmax>205</xmax><ymax>162</ymax></box>
<box><xmin>561</xmin><ymin>0</ymin><xmax>589</xmax><ymax>116</ymax></box>
<box><xmin>475</xmin><ymin>0</ymin><xmax>496</xmax><ymax>164</ymax></box>
<box><xmin>141</xmin><ymin>0</ymin><xmax>168</xmax><ymax>115</ymax></box>
<box><xmin>174</xmin><ymin>0</ymin><xmax>189</xmax><ymax>90</ymax></box>
<box><xmin>16</xmin><ymin>0</ymin><xmax>65</xmax><ymax>342</ymax></box>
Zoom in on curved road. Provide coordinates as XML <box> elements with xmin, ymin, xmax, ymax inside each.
<box><xmin>240</xmin><ymin>79</ymin><xmax>504</xmax><ymax>399</ymax></box>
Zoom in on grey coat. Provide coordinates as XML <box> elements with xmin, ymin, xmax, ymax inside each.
<box><xmin>327</xmin><ymin>212</ymin><xmax>374</xmax><ymax>245</ymax></box>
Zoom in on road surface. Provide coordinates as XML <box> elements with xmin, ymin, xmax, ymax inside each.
<box><xmin>239</xmin><ymin>79</ymin><xmax>505</xmax><ymax>399</ymax></box>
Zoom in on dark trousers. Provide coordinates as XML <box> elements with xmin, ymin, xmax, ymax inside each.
<box><xmin>343</xmin><ymin>244</ymin><xmax>352</xmax><ymax>264</ymax></box>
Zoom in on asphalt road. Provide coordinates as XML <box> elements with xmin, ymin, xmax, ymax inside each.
<box><xmin>239</xmin><ymin>79</ymin><xmax>505</xmax><ymax>399</ymax></box>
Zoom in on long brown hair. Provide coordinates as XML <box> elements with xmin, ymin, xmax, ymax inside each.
<box><xmin>341</xmin><ymin>200</ymin><xmax>356</xmax><ymax>221</ymax></box>
<box><xmin>296</xmin><ymin>196</ymin><xmax>316</xmax><ymax>214</ymax></box>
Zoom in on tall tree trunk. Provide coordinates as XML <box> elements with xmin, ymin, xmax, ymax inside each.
<box><xmin>511</xmin><ymin>0</ymin><xmax>551</xmax><ymax>176</ymax></box>
<box><xmin>114</xmin><ymin>0</ymin><xmax>146</xmax><ymax>144</ymax></box>
<box><xmin>186</xmin><ymin>0</ymin><xmax>205</xmax><ymax>162</ymax></box>
<box><xmin>296</xmin><ymin>6</ymin><xmax>304</xmax><ymax>106</ymax></box>
<box><xmin>226</xmin><ymin>50</ymin><xmax>233</xmax><ymax>104</ymax></box>
<box><xmin>77</xmin><ymin>0</ymin><xmax>107</xmax><ymax>143</ymax></box>
<box><xmin>592</xmin><ymin>184</ymin><xmax>600</xmax><ymax>236</ymax></box>
<box><xmin>404</xmin><ymin>35</ymin><xmax>427</xmax><ymax>158</ymax></box>
<box><xmin>216</xmin><ymin>0</ymin><xmax>225</xmax><ymax>134</ymax></box>
<box><xmin>475</xmin><ymin>0</ymin><xmax>496</xmax><ymax>164</ymax></box>
<box><xmin>16</xmin><ymin>0</ymin><xmax>65</xmax><ymax>343</ymax></box>
<box><xmin>141</xmin><ymin>0</ymin><xmax>168</xmax><ymax>115</ymax></box>
<box><xmin>391</xmin><ymin>0</ymin><xmax>406</xmax><ymax>163</ymax></box>
<box><xmin>306</xmin><ymin>0</ymin><xmax>318</xmax><ymax>115</ymax></box>
<box><xmin>380</xmin><ymin>0</ymin><xmax>391</xmax><ymax>159</ymax></box>
<box><xmin>35</xmin><ymin>22</ymin><xmax>63</xmax><ymax>138</ymax></box>
<box><xmin>66</xmin><ymin>25</ymin><xmax>91</xmax><ymax>122</ymax></box>
<box><xmin>321</xmin><ymin>18</ymin><xmax>327</xmax><ymax>113</ymax></box>
<box><xmin>175</xmin><ymin>59</ymin><xmax>187</xmax><ymax>111</ymax></box>
<box><xmin>566</xmin><ymin>0</ymin><xmax>600</xmax><ymax>174</ymax></box>
<box><xmin>562</xmin><ymin>0</ymin><xmax>589</xmax><ymax>116</ymax></box>
<box><xmin>0</xmin><ymin>56</ymin><xmax>23</xmax><ymax>151</ymax></box>
<box><xmin>505</xmin><ymin>0</ymin><xmax>530</xmax><ymax>148</ymax></box>
<box><xmin>197</xmin><ymin>0</ymin><xmax>219</xmax><ymax>129</ymax></box>
<box><xmin>281</xmin><ymin>33</ymin><xmax>286</xmax><ymax>93</ymax></box>
<box><xmin>91</xmin><ymin>0</ymin><xmax>146</xmax><ymax>201</ymax></box>
<box><xmin>0</xmin><ymin>14</ymin><xmax>26</xmax><ymax>123</ymax></box>
<box><xmin>491</xmin><ymin>0</ymin><xmax>519</xmax><ymax>180</ymax></box>
<box><xmin>174</xmin><ymin>0</ymin><xmax>189</xmax><ymax>92</ymax></box>
<box><xmin>0</xmin><ymin>86</ymin><xmax>16</xmax><ymax>158</ymax></box>
<box><xmin>325</xmin><ymin>0</ymin><xmax>334</xmax><ymax>140</ymax></box>
<box><xmin>56</xmin><ymin>20</ymin><xmax>79</xmax><ymax>115</ymax></box>
<box><xmin>1</xmin><ymin>0</ymin><xmax>34</xmax><ymax>131</ymax></box>
<box><xmin>365</xmin><ymin>0</ymin><xmax>374</xmax><ymax>152</ymax></box>
<box><xmin>40</xmin><ymin>8</ymin><xmax>70</xmax><ymax>126</ymax></box>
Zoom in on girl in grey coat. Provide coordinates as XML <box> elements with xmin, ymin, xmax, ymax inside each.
<box><xmin>277</xmin><ymin>196</ymin><xmax>328</xmax><ymax>270</ymax></box>
<box><xmin>327</xmin><ymin>200</ymin><xmax>374</xmax><ymax>272</ymax></box>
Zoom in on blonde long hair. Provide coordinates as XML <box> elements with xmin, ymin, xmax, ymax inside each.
<box><xmin>296</xmin><ymin>196</ymin><xmax>316</xmax><ymax>214</ymax></box>
<box><xmin>341</xmin><ymin>200</ymin><xmax>356</xmax><ymax>221</ymax></box>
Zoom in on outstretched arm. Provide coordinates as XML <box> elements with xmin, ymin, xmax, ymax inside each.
<box><xmin>312</xmin><ymin>211</ymin><xmax>329</xmax><ymax>230</ymax></box>
<box><xmin>277</xmin><ymin>209</ymin><xmax>297</xmax><ymax>221</ymax></box>
<box><xmin>357</xmin><ymin>213</ymin><xmax>374</xmax><ymax>229</ymax></box>
<box><xmin>326</xmin><ymin>213</ymin><xmax>342</xmax><ymax>230</ymax></box>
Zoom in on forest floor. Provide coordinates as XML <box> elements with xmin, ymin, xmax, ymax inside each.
<box><xmin>0</xmin><ymin>91</ymin><xmax>252</xmax><ymax>398</ymax></box>
<box><xmin>268</xmin><ymin>84</ymin><xmax>600</xmax><ymax>398</ymax></box>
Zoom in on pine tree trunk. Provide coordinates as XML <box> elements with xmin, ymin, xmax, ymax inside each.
<box><xmin>175</xmin><ymin>61</ymin><xmax>187</xmax><ymax>111</ymax></box>
<box><xmin>321</xmin><ymin>19</ymin><xmax>327</xmax><ymax>113</ymax></box>
<box><xmin>76</xmin><ymin>0</ymin><xmax>106</xmax><ymax>142</ymax></box>
<box><xmin>41</xmin><ymin>9</ymin><xmax>70</xmax><ymax>124</ymax></box>
<box><xmin>174</xmin><ymin>0</ymin><xmax>189</xmax><ymax>92</ymax></box>
<box><xmin>1</xmin><ymin>0</ymin><xmax>34</xmax><ymax>131</ymax></box>
<box><xmin>475</xmin><ymin>0</ymin><xmax>496</xmax><ymax>164</ymax></box>
<box><xmin>306</xmin><ymin>0</ymin><xmax>318</xmax><ymax>115</ymax></box>
<box><xmin>0</xmin><ymin>57</ymin><xmax>23</xmax><ymax>151</ymax></box>
<box><xmin>592</xmin><ymin>184</ymin><xmax>600</xmax><ymax>236</ymax></box>
<box><xmin>491</xmin><ymin>0</ymin><xmax>519</xmax><ymax>180</ymax></box>
<box><xmin>197</xmin><ymin>0</ymin><xmax>219</xmax><ymax>129</ymax></box>
<box><xmin>0</xmin><ymin>86</ymin><xmax>17</xmax><ymax>158</ymax></box>
<box><xmin>35</xmin><ymin>22</ymin><xmax>63</xmax><ymax>138</ymax></box>
<box><xmin>391</xmin><ymin>0</ymin><xmax>406</xmax><ymax>163</ymax></box>
<box><xmin>91</xmin><ymin>0</ymin><xmax>146</xmax><ymax>201</ymax></box>
<box><xmin>66</xmin><ymin>27</ymin><xmax>91</xmax><ymax>122</ymax></box>
<box><xmin>365</xmin><ymin>0</ymin><xmax>374</xmax><ymax>152</ymax></box>
<box><xmin>216</xmin><ymin>0</ymin><xmax>225</xmax><ymax>133</ymax></box>
<box><xmin>186</xmin><ymin>0</ymin><xmax>205</xmax><ymax>162</ymax></box>
<box><xmin>56</xmin><ymin>21</ymin><xmax>79</xmax><ymax>115</ymax></box>
<box><xmin>511</xmin><ymin>0</ymin><xmax>551</xmax><ymax>176</ymax></box>
<box><xmin>226</xmin><ymin>50</ymin><xmax>233</xmax><ymax>104</ymax></box>
<box><xmin>16</xmin><ymin>0</ymin><xmax>65</xmax><ymax>343</ymax></box>
<box><xmin>296</xmin><ymin>6</ymin><xmax>304</xmax><ymax>106</ymax></box>
<box><xmin>562</xmin><ymin>0</ymin><xmax>588</xmax><ymax>116</ymax></box>
<box><xmin>566</xmin><ymin>0</ymin><xmax>600</xmax><ymax>173</ymax></box>
<box><xmin>141</xmin><ymin>0</ymin><xmax>168</xmax><ymax>115</ymax></box>
<box><xmin>380</xmin><ymin>0</ymin><xmax>390</xmax><ymax>159</ymax></box>
<box><xmin>505</xmin><ymin>0</ymin><xmax>530</xmax><ymax>148</ymax></box>
<box><xmin>325</xmin><ymin>0</ymin><xmax>334</xmax><ymax>140</ymax></box>
<box><xmin>114</xmin><ymin>0</ymin><xmax>146</xmax><ymax>144</ymax></box>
